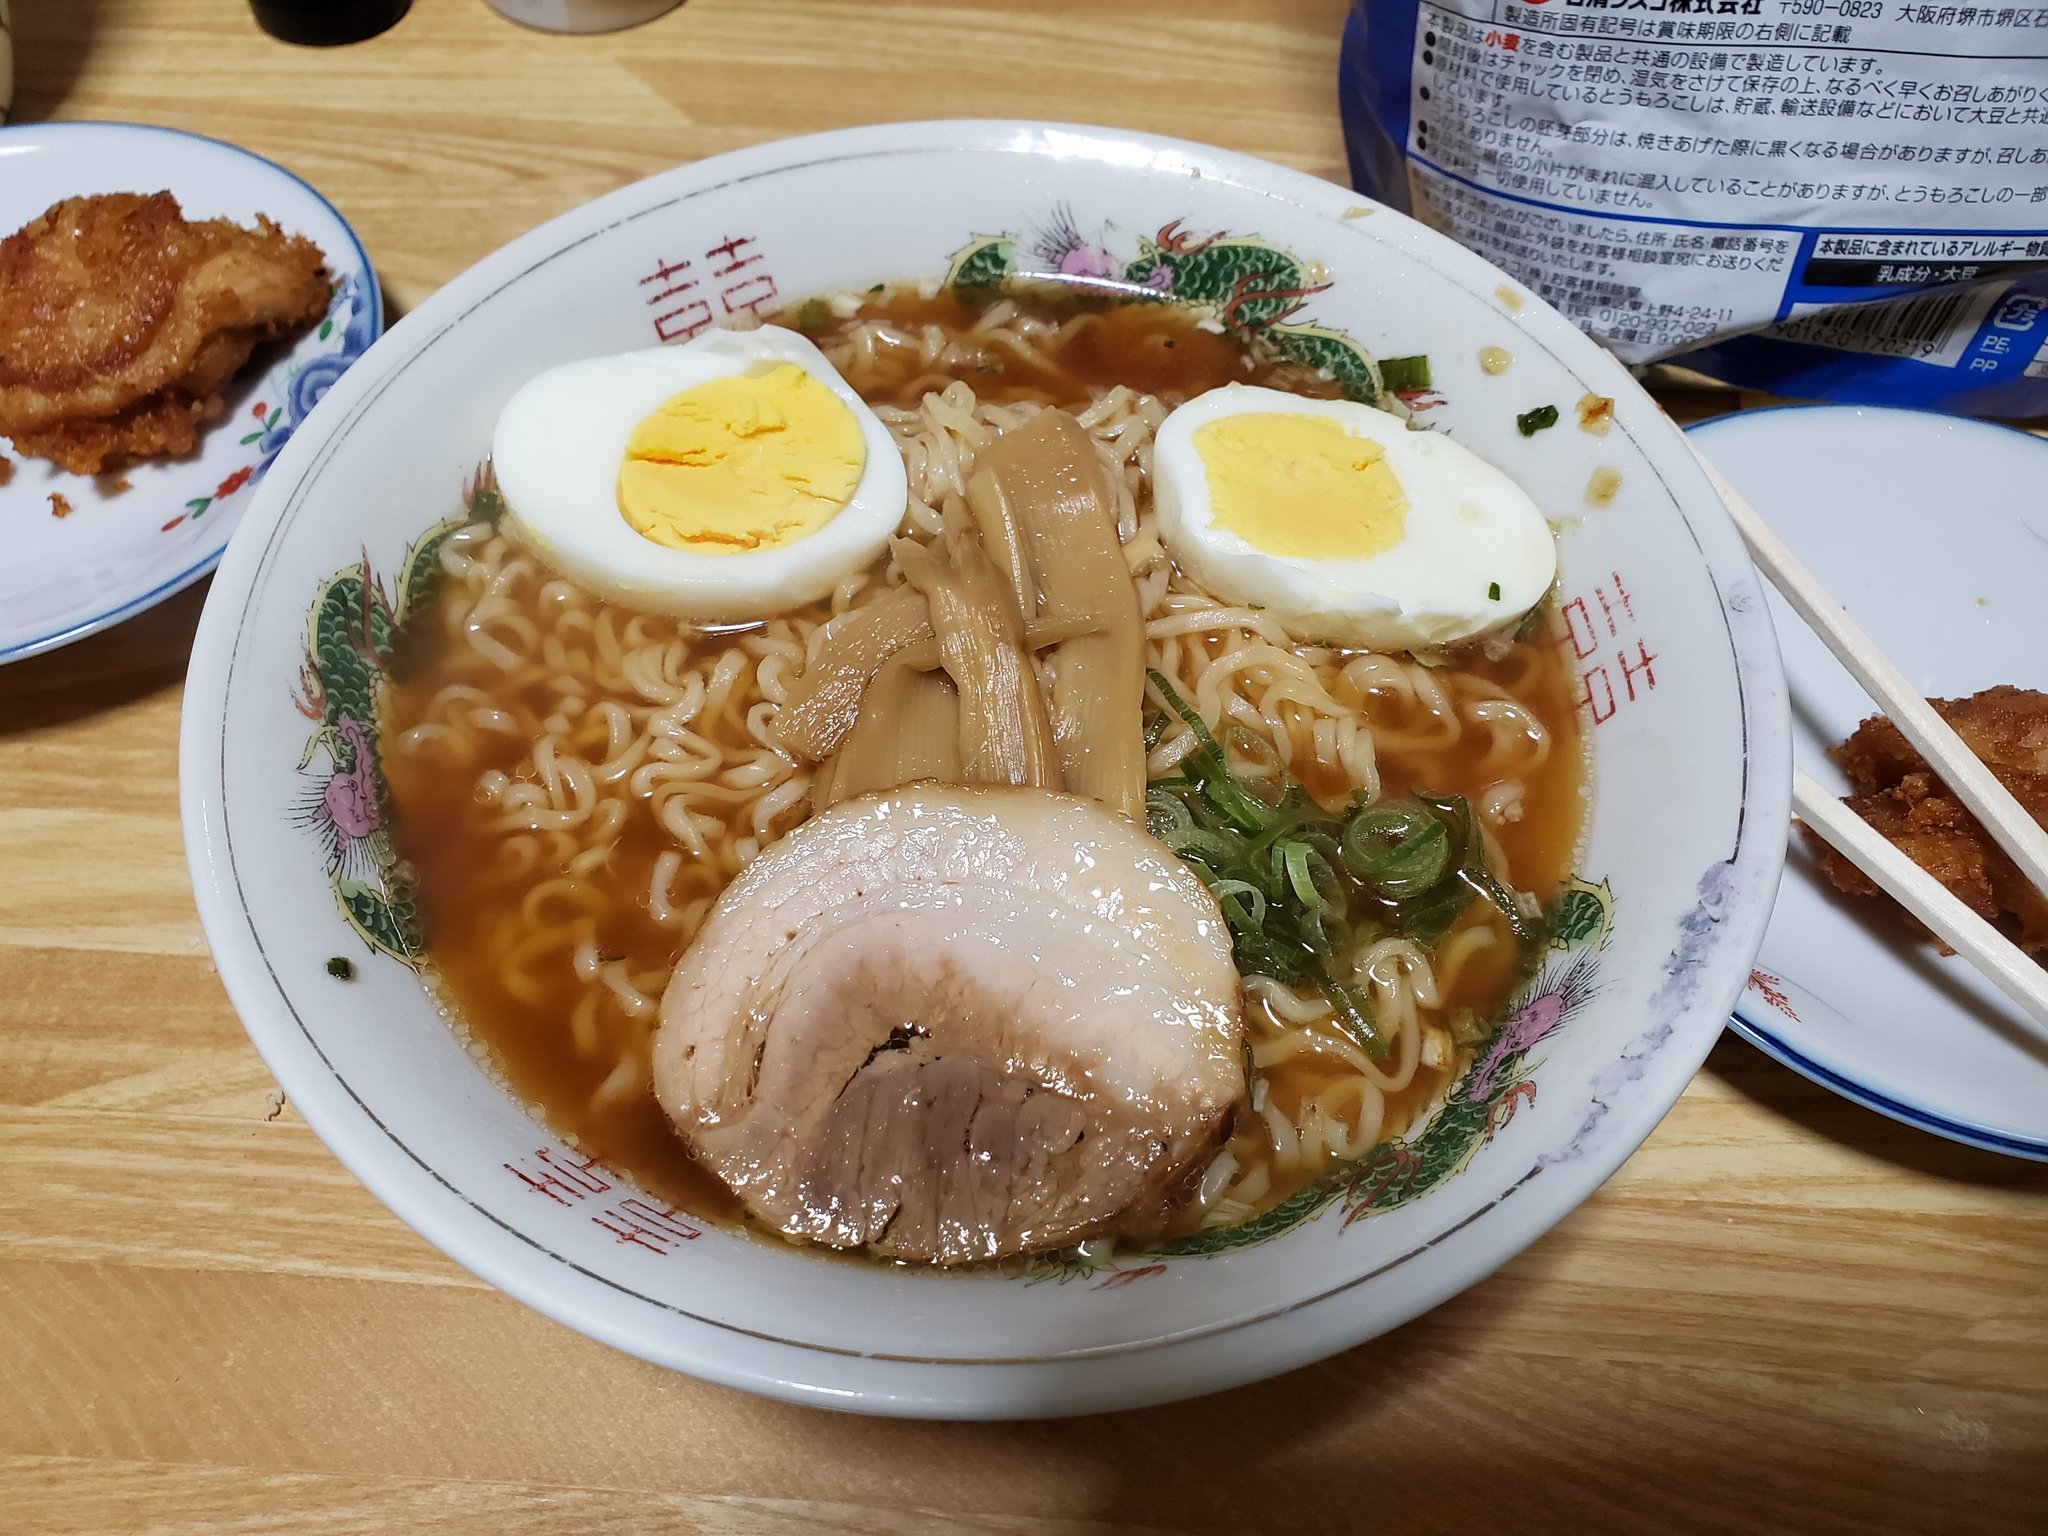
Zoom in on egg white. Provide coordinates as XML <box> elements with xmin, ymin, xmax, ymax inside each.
<box><xmin>1152</xmin><ymin>384</ymin><xmax>1557</xmax><ymax>652</ymax></box>
<box><xmin>491</xmin><ymin>326</ymin><xmax>908</xmax><ymax>623</ymax></box>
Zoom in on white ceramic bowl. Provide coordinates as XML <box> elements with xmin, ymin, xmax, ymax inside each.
<box><xmin>181</xmin><ymin>122</ymin><xmax>1789</xmax><ymax>1417</ymax></box>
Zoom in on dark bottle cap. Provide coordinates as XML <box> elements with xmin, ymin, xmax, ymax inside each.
<box><xmin>250</xmin><ymin>0</ymin><xmax>413</xmax><ymax>47</ymax></box>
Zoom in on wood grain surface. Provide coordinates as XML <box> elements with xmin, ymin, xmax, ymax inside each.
<box><xmin>3</xmin><ymin>3</ymin><xmax>2045</xmax><ymax>1532</ymax></box>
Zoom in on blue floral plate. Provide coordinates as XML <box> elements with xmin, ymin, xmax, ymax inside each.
<box><xmin>0</xmin><ymin>121</ymin><xmax>379</xmax><ymax>663</ymax></box>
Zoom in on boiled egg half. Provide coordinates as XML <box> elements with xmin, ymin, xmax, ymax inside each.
<box><xmin>492</xmin><ymin>326</ymin><xmax>907</xmax><ymax>622</ymax></box>
<box><xmin>1153</xmin><ymin>385</ymin><xmax>1556</xmax><ymax>651</ymax></box>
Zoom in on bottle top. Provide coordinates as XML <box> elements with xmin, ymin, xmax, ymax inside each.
<box><xmin>250</xmin><ymin>0</ymin><xmax>412</xmax><ymax>47</ymax></box>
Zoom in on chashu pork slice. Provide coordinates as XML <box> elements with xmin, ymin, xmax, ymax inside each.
<box><xmin>651</xmin><ymin>785</ymin><xmax>1244</xmax><ymax>1264</ymax></box>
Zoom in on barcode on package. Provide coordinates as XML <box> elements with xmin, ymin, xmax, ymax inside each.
<box><xmin>1770</xmin><ymin>286</ymin><xmax>2004</xmax><ymax>370</ymax></box>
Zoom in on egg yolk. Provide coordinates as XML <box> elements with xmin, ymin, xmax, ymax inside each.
<box><xmin>1193</xmin><ymin>414</ymin><xmax>1409</xmax><ymax>560</ymax></box>
<box><xmin>617</xmin><ymin>364</ymin><xmax>865</xmax><ymax>553</ymax></box>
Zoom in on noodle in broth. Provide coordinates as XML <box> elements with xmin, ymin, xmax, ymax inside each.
<box><xmin>381</xmin><ymin>290</ymin><xmax>1584</xmax><ymax>1247</ymax></box>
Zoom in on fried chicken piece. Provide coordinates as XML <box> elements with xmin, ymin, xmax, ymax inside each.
<box><xmin>6</xmin><ymin>325</ymin><xmax>258</xmax><ymax>471</ymax></box>
<box><xmin>1807</xmin><ymin>687</ymin><xmax>2048</xmax><ymax>957</ymax></box>
<box><xmin>1820</xmin><ymin>772</ymin><xmax>2004</xmax><ymax>920</ymax></box>
<box><xmin>1942</xmin><ymin>686</ymin><xmax>2048</xmax><ymax>781</ymax></box>
<box><xmin>0</xmin><ymin>192</ymin><xmax>329</xmax><ymax>474</ymax></box>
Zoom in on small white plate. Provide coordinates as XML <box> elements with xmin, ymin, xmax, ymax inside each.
<box><xmin>1691</xmin><ymin>405</ymin><xmax>2048</xmax><ymax>1160</ymax></box>
<box><xmin>0</xmin><ymin>122</ymin><xmax>379</xmax><ymax>663</ymax></box>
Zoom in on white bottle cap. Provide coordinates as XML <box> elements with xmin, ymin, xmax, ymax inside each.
<box><xmin>487</xmin><ymin>0</ymin><xmax>683</xmax><ymax>34</ymax></box>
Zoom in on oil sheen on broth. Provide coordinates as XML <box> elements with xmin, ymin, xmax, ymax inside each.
<box><xmin>381</xmin><ymin>286</ymin><xmax>1585</xmax><ymax>1245</ymax></box>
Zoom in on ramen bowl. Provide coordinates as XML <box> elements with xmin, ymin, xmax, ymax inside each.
<box><xmin>181</xmin><ymin>121</ymin><xmax>1789</xmax><ymax>1417</ymax></box>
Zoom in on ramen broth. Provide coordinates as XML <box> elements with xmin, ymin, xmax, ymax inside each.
<box><xmin>381</xmin><ymin>287</ymin><xmax>1585</xmax><ymax>1240</ymax></box>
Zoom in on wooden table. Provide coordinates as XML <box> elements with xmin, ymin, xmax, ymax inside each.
<box><xmin>4</xmin><ymin>4</ymin><xmax>2045</xmax><ymax>1531</ymax></box>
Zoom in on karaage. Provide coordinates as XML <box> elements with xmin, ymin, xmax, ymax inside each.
<box><xmin>0</xmin><ymin>192</ymin><xmax>328</xmax><ymax>474</ymax></box>
<box><xmin>1810</xmin><ymin>686</ymin><xmax>2048</xmax><ymax>957</ymax></box>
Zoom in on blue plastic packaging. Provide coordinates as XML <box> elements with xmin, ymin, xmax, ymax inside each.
<box><xmin>1338</xmin><ymin>3</ymin><xmax>2048</xmax><ymax>416</ymax></box>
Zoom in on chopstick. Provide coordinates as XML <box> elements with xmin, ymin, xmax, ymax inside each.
<box><xmin>1689</xmin><ymin>444</ymin><xmax>2048</xmax><ymax>901</ymax></box>
<box><xmin>1793</xmin><ymin>770</ymin><xmax>2048</xmax><ymax>1035</ymax></box>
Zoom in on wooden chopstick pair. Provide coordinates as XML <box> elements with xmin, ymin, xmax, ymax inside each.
<box><xmin>1689</xmin><ymin>445</ymin><xmax>2048</xmax><ymax>1036</ymax></box>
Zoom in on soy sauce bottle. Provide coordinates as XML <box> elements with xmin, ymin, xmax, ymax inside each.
<box><xmin>250</xmin><ymin>0</ymin><xmax>412</xmax><ymax>46</ymax></box>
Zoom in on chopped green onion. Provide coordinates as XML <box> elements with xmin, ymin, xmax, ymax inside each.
<box><xmin>1516</xmin><ymin>403</ymin><xmax>1559</xmax><ymax>436</ymax></box>
<box><xmin>1467</xmin><ymin>862</ymin><xmax>1540</xmax><ymax>942</ymax></box>
<box><xmin>795</xmin><ymin>297</ymin><xmax>830</xmax><ymax>332</ymax></box>
<box><xmin>1413</xmin><ymin>791</ymin><xmax>1543</xmax><ymax>943</ymax></box>
<box><xmin>1147</xmin><ymin>670</ymin><xmax>1270</xmax><ymax>834</ymax></box>
<box><xmin>1488</xmin><ymin>581</ymin><xmax>1502</xmax><ymax>602</ymax></box>
<box><xmin>1142</xmin><ymin>672</ymin><xmax>1542</xmax><ymax>1046</ymax></box>
<box><xmin>1208</xmin><ymin>878</ymin><xmax>1269</xmax><ymax>930</ymax></box>
<box><xmin>1281</xmin><ymin>840</ymin><xmax>1324</xmax><ymax>912</ymax></box>
<box><xmin>1144</xmin><ymin>786</ymin><xmax>1192</xmax><ymax>842</ymax></box>
<box><xmin>1172</xmin><ymin>825</ymin><xmax>1243</xmax><ymax>868</ymax></box>
<box><xmin>1385</xmin><ymin>876</ymin><xmax>1475</xmax><ymax>948</ymax></box>
<box><xmin>1341</xmin><ymin>801</ymin><xmax>1450</xmax><ymax>898</ymax></box>
<box><xmin>1380</xmin><ymin>354</ymin><xmax>1433</xmax><ymax>393</ymax></box>
<box><xmin>1325</xmin><ymin>979</ymin><xmax>1387</xmax><ymax>1060</ymax></box>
